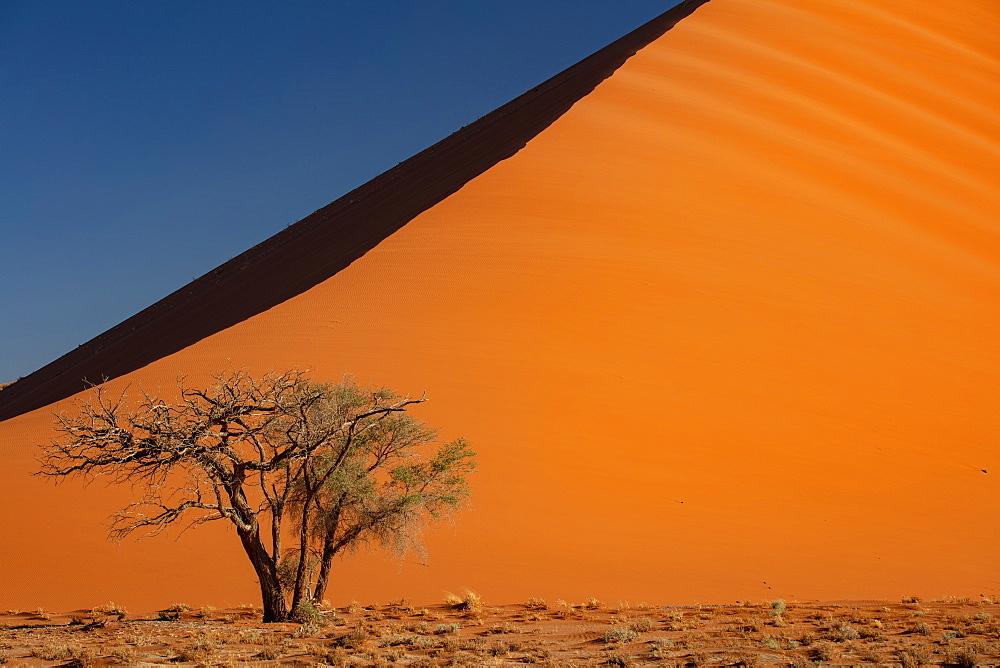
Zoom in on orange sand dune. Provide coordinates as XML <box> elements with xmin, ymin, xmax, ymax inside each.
<box><xmin>2</xmin><ymin>0</ymin><xmax>999</xmax><ymax>612</ymax></box>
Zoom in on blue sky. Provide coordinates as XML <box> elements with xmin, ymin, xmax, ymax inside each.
<box><xmin>0</xmin><ymin>1</ymin><xmax>681</xmax><ymax>382</ymax></box>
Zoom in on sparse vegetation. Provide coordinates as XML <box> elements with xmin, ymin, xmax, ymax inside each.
<box><xmin>524</xmin><ymin>597</ymin><xmax>547</xmax><ymax>610</ymax></box>
<box><xmin>91</xmin><ymin>601</ymin><xmax>127</xmax><ymax>616</ymax></box>
<box><xmin>36</xmin><ymin>369</ymin><xmax>475</xmax><ymax>622</ymax></box>
<box><xmin>444</xmin><ymin>589</ymin><xmax>483</xmax><ymax>612</ymax></box>
<box><xmin>604</xmin><ymin>626</ymin><xmax>640</xmax><ymax>644</ymax></box>
<box><xmin>1</xmin><ymin>597</ymin><xmax>997</xmax><ymax>665</ymax></box>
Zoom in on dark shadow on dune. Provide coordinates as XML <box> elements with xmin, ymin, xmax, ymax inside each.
<box><xmin>0</xmin><ymin>0</ymin><xmax>711</xmax><ymax>421</ymax></box>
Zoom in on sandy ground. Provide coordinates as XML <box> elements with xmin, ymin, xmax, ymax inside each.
<box><xmin>0</xmin><ymin>0</ymin><xmax>998</xmax><ymax>610</ymax></box>
<box><xmin>1</xmin><ymin>597</ymin><xmax>998</xmax><ymax>666</ymax></box>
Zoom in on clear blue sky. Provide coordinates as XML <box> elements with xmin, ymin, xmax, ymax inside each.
<box><xmin>1</xmin><ymin>1</ymin><xmax>681</xmax><ymax>382</ymax></box>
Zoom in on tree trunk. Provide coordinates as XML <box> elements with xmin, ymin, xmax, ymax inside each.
<box><xmin>238</xmin><ymin>527</ymin><xmax>288</xmax><ymax>622</ymax></box>
<box><xmin>290</xmin><ymin>498</ymin><xmax>314</xmax><ymax>613</ymax></box>
<box><xmin>312</xmin><ymin>529</ymin><xmax>338</xmax><ymax>602</ymax></box>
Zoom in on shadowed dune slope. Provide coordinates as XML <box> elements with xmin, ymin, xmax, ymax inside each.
<box><xmin>2</xmin><ymin>0</ymin><xmax>999</xmax><ymax>611</ymax></box>
<box><xmin>0</xmin><ymin>0</ymin><xmax>709</xmax><ymax>423</ymax></box>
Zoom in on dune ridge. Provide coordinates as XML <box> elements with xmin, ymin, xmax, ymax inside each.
<box><xmin>0</xmin><ymin>0</ymin><xmax>998</xmax><ymax>612</ymax></box>
<box><xmin>0</xmin><ymin>0</ymin><xmax>710</xmax><ymax>423</ymax></box>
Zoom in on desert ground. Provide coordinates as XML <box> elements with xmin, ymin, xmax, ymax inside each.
<box><xmin>2</xmin><ymin>596</ymin><xmax>998</xmax><ymax>666</ymax></box>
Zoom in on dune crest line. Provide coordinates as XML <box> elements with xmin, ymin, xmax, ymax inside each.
<box><xmin>0</xmin><ymin>0</ymin><xmax>710</xmax><ymax>422</ymax></box>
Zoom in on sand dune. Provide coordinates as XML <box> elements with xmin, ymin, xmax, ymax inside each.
<box><xmin>1</xmin><ymin>0</ymin><xmax>998</xmax><ymax>612</ymax></box>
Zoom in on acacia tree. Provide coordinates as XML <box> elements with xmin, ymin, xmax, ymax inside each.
<box><xmin>36</xmin><ymin>369</ymin><xmax>475</xmax><ymax>622</ymax></box>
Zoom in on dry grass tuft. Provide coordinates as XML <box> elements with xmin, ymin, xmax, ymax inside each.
<box><xmin>3</xmin><ymin>598</ymin><xmax>998</xmax><ymax>667</ymax></box>
<box><xmin>106</xmin><ymin>646</ymin><xmax>137</xmax><ymax>664</ymax></box>
<box><xmin>898</xmin><ymin>645</ymin><xmax>932</xmax><ymax>667</ymax></box>
<box><xmin>604</xmin><ymin>649</ymin><xmax>634</xmax><ymax>666</ymax></box>
<box><xmin>444</xmin><ymin>589</ymin><xmax>483</xmax><ymax>613</ymax></box>
<box><xmin>90</xmin><ymin>601</ymin><xmax>128</xmax><ymax>617</ymax></box>
<box><xmin>603</xmin><ymin>626</ymin><xmax>639</xmax><ymax>644</ymax></box>
<box><xmin>255</xmin><ymin>644</ymin><xmax>284</xmax><ymax>660</ymax></box>
<box><xmin>628</xmin><ymin>617</ymin><xmax>655</xmax><ymax>633</ymax></box>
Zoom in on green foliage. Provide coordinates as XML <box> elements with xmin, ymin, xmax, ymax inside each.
<box><xmin>37</xmin><ymin>368</ymin><xmax>475</xmax><ymax>621</ymax></box>
<box><xmin>291</xmin><ymin>383</ymin><xmax>476</xmax><ymax>564</ymax></box>
<box><xmin>290</xmin><ymin>598</ymin><xmax>323</xmax><ymax>626</ymax></box>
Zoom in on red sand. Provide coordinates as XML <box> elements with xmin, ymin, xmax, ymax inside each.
<box><xmin>1</xmin><ymin>0</ymin><xmax>999</xmax><ymax>612</ymax></box>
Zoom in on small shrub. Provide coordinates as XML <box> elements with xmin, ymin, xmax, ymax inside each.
<box><xmin>898</xmin><ymin>646</ymin><xmax>932</xmax><ymax>667</ymax></box>
<box><xmin>339</xmin><ymin>624</ymin><xmax>373</xmax><ymax>649</ymax></box>
<box><xmin>313</xmin><ymin>646</ymin><xmax>347</xmax><ymax>665</ymax></box>
<box><xmin>604</xmin><ymin>650</ymin><xmax>633</xmax><ymax>666</ymax></box>
<box><xmin>487</xmin><ymin>639</ymin><xmax>511</xmax><ymax>656</ymax></box>
<box><xmin>810</xmin><ymin>641</ymin><xmax>835</xmax><ymax>662</ymax></box>
<box><xmin>32</xmin><ymin>642</ymin><xmax>75</xmax><ymax>661</ymax></box>
<box><xmin>412</xmin><ymin>634</ymin><xmax>438</xmax><ymax>649</ymax></box>
<box><xmin>444</xmin><ymin>589</ymin><xmax>482</xmax><ymax>613</ymax></box>
<box><xmin>911</xmin><ymin>620</ymin><xmax>931</xmax><ymax>635</ymax></box>
<box><xmin>175</xmin><ymin>645</ymin><xmax>211</xmax><ymax>663</ymax></box>
<box><xmin>770</xmin><ymin>599</ymin><xmax>787</xmax><ymax>616</ymax></box>
<box><xmin>585</xmin><ymin>597</ymin><xmax>604</xmax><ymax>610</ymax></box>
<box><xmin>648</xmin><ymin>637</ymin><xmax>674</xmax><ymax>658</ymax></box>
<box><xmin>833</xmin><ymin>621</ymin><xmax>860</xmax><ymax>641</ymax></box>
<box><xmin>524</xmin><ymin>597</ymin><xmax>547</xmax><ymax>610</ymax></box>
<box><xmin>460</xmin><ymin>589</ymin><xmax>483</xmax><ymax>611</ymax></box>
<box><xmin>410</xmin><ymin>620</ymin><xmax>432</xmax><ymax>635</ymax></box>
<box><xmin>291</xmin><ymin>598</ymin><xmax>323</xmax><ymax>625</ymax></box>
<box><xmin>194</xmin><ymin>604</ymin><xmax>216</xmax><ymax>618</ymax></box>
<box><xmin>629</xmin><ymin>617</ymin><xmax>655</xmax><ymax>633</ymax></box>
<box><xmin>953</xmin><ymin>646</ymin><xmax>980</xmax><ymax>668</ymax></box>
<box><xmin>379</xmin><ymin>633</ymin><xmax>414</xmax><ymax>647</ymax></box>
<box><xmin>293</xmin><ymin>621</ymin><xmax>322</xmax><ymax>638</ymax></box>
<box><xmin>107</xmin><ymin>646</ymin><xmax>137</xmax><ymax>664</ymax></box>
<box><xmin>858</xmin><ymin>646</ymin><xmax>882</xmax><ymax>663</ymax></box>
<box><xmin>240</xmin><ymin>630</ymin><xmax>266</xmax><ymax>645</ymax></box>
<box><xmin>604</xmin><ymin>626</ymin><xmax>640</xmax><ymax>644</ymax></box>
<box><xmin>492</xmin><ymin>621</ymin><xmax>519</xmax><ymax>635</ymax></box>
<box><xmin>91</xmin><ymin>601</ymin><xmax>127</xmax><ymax>616</ymax></box>
<box><xmin>165</xmin><ymin>602</ymin><xmax>191</xmax><ymax>612</ymax></box>
<box><xmin>436</xmin><ymin>623</ymin><xmax>460</xmax><ymax>634</ymax></box>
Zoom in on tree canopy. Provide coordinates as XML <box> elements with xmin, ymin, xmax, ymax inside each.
<box><xmin>37</xmin><ymin>369</ymin><xmax>476</xmax><ymax>622</ymax></box>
